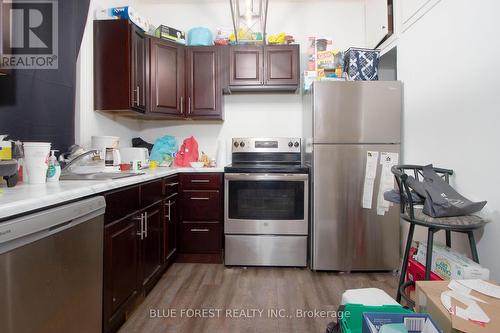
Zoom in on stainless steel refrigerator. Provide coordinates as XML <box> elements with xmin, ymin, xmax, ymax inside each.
<box><xmin>303</xmin><ymin>81</ymin><xmax>402</xmax><ymax>271</ymax></box>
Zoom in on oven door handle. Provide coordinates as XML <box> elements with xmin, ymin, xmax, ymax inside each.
<box><xmin>224</xmin><ymin>173</ymin><xmax>308</xmax><ymax>181</ymax></box>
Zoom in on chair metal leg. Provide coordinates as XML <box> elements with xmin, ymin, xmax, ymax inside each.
<box><xmin>446</xmin><ymin>230</ymin><xmax>451</xmax><ymax>247</ymax></box>
<box><xmin>397</xmin><ymin>223</ymin><xmax>415</xmax><ymax>303</ymax></box>
<box><xmin>425</xmin><ymin>229</ymin><xmax>435</xmax><ymax>280</ymax></box>
<box><xmin>467</xmin><ymin>231</ymin><xmax>480</xmax><ymax>263</ymax></box>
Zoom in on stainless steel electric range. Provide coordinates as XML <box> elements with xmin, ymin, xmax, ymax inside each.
<box><xmin>224</xmin><ymin>137</ymin><xmax>309</xmax><ymax>267</ymax></box>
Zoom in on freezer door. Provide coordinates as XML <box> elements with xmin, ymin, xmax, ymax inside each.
<box><xmin>313</xmin><ymin>81</ymin><xmax>402</xmax><ymax>144</ymax></box>
<box><xmin>311</xmin><ymin>144</ymin><xmax>400</xmax><ymax>271</ymax></box>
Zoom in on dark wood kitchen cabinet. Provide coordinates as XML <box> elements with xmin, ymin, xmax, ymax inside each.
<box><xmin>229</xmin><ymin>45</ymin><xmax>263</xmax><ymax>86</ymax></box>
<box><xmin>186</xmin><ymin>46</ymin><xmax>224</xmax><ymax>119</ymax></box>
<box><xmin>163</xmin><ymin>175</ymin><xmax>179</xmax><ymax>263</ymax></box>
<box><xmin>139</xmin><ymin>202</ymin><xmax>164</xmax><ymax>294</ymax></box>
<box><xmin>94</xmin><ymin>20</ymin><xmax>147</xmax><ymax>112</ymax></box>
<box><xmin>264</xmin><ymin>45</ymin><xmax>299</xmax><ymax>86</ymax></box>
<box><xmin>148</xmin><ymin>37</ymin><xmax>185</xmax><ymax>116</ymax></box>
<box><xmin>0</xmin><ymin>0</ymin><xmax>9</xmax><ymax>75</ymax></box>
<box><xmin>178</xmin><ymin>173</ymin><xmax>223</xmax><ymax>259</ymax></box>
<box><xmin>103</xmin><ymin>193</ymin><xmax>141</xmax><ymax>333</ymax></box>
<box><xmin>103</xmin><ymin>179</ymin><xmax>165</xmax><ymax>333</ymax></box>
<box><xmin>228</xmin><ymin>44</ymin><xmax>299</xmax><ymax>92</ymax></box>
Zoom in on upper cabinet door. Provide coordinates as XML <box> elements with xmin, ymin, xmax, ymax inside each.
<box><xmin>365</xmin><ymin>0</ymin><xmax>389</xmax><ymax>48</ymax></box>
<box><xmin>149</xmin><ymin>37</ymin><xmax>185</xmax><ymax>115</ymax></box>
<box><xmin>186</xmin><ymin>47</ymin><xmax>223</xmax><ymax>119</ymax></box>
<box><xmin>229</xmin><ymin>46</ymin><xmax>263</xmax><ymax>86</ymax></box>
<box><xmin>264</xmin><ymin>45</ymin><xmax>299</xmax><ymax>86</ymax></box>
<box><xmin>130</xmin><ymin>25</ymin><xmax>147</xmax><ymax>112</ymax></box>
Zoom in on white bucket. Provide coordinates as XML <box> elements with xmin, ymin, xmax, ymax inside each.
<box><xmin>23</xmin><ymin>142</ymin><xmax>51</xmax><ymax>184</ymax></box>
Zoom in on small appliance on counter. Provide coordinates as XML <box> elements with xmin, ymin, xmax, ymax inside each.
<box><xmin>119</xmin><ymin>147</ymin><xmax>149</xmax><ymax>166</ymax></box>
<box><xmin>0</xmin><ymin>160</ymin><xmax>18</xmax><ymax>187</ymax></box>
<box><xmin>224</xmin><ymin>137</ymin><xmax>309</xmax><ymax>267</ymax></box>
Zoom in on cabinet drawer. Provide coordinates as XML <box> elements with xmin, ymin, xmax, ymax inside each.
<box><xmin>104</xmin><ymin>186</ymin><xmax>140</xmax><ymax>223</ymax></box>
<box><xmin>180</xmin><ymin>222</ymin><xmax>221</xmax><ymax>253</ymax></box>
<box><xmin>180</xmin><ymin>173</ymin><xmax>222</xmax><ymax>190</ymax></box>
<box><xmin>182</xmin><ymin>191</ymin><xmax>220</xmax><ymax>221</ymax></box>
<box><xmin>164</xmin><ymin>176</ymin><xmax>179</xmax><ymax>197</ymax></box>
<box><xmin>141</xmin><ymin>179</ymin><xmax>163</xmax><ymax>207</ymax></box>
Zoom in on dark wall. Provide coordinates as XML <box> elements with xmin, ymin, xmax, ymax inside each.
<box><xmin>0</xmin><ymin>0</ymin><xmax>90</xmax><ymax>152</ymax></box>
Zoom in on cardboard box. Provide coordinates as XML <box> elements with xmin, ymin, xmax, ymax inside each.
<box><xmin>415</xmin><ymin>242</ymin><xmax>490</xmax><ymax>280</ymax></box>
<box><xmin>415</xmin><ymin>281</ymin><xmax>500</xmax><ymax>333</ymax></box>
<box><xmin>362</xmin><ymin>312</ymin><xmax>441</xmax><ymax>333</ymax></box>
<box><xmin>155</xmin><ymin>25</ymin><xmax>186</xmax><ymax>45</ymax></box>
<box><xmin>0</xmin><ymin>140</ymin><xmax>12</xmax><ymax>160</ymax></box>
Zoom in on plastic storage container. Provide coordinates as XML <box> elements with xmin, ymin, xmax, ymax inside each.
<box><xmin>341</xmin><ymin>288</ymin><xmax>399</xmax><ymax>306</ymax></box>
<box><xmin>405</xmin><ymin>248</ymin><xmax>442</xmax><ymax>293</ymax></box>
<box><xmin>340</xmin><ymin>304</ymin><xmax>412</xmax><ymax>333</ymax></box>
<box><xmin>187</xmin><ymin>27</ymin><xmax>213</xmax><ymax>46</ymax></box>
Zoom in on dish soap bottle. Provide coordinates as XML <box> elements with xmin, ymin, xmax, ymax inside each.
<box><xmin>46</xmin><ymin>150</ymin><xmax>61</xmax><ymax>182</ymax></box>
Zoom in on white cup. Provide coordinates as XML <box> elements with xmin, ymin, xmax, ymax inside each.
<box><xmin>23</xmin><ymin>142</ymin><xmax>51</xmax><ymax>184</ymax></box>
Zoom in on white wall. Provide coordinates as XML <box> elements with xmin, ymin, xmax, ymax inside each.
<box><xmin>397</xmin><ymin>0</ymin><xmax>500</xmax><ymax>279</ymax></box>
<box><xmin>76</xmin><ymin>0</ymin><xmax>366</xmax><ymax>160</ymax></box>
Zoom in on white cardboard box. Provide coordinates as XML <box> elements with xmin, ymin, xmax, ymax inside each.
<box><xmin>415</xmin><ymin>242</ymin><xmax>489</xmax><ymax>280</ymax></box>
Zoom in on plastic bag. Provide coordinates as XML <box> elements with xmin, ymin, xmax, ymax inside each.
<box><xmin>174</xmin><ymin>136</ymin><xmax>199</xmax><ymax>167</ymax></box>
<box><xmin>408</xmin><ymin>164</ymin><xmax>487</xmax><ymax>217</ymax></box>
<box><xmin>149</xmin><ymin>135</ymin><xmax>178</xmax><ymax>165</ymax></box>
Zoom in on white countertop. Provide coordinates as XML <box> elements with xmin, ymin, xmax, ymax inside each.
<box><xmin>0</xmin><ymin>167</ymin><xmax>224</xmax><ymax>221</ymax></box>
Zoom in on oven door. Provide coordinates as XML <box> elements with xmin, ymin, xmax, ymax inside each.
<box><xmin>224</xmin><ymin>173</ymin><xmax>308</xmax><ymax>235</ymax></box>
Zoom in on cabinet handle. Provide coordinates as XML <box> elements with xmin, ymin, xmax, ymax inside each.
<box><xmin>190</xmin><ymin>228</ymin><xmax>209</xmax><ymax>232</ymax></box>
<box><xmin>144</xmin><ymin>211</ymin><xmax>148</xmax><ymax>238</ymax></box>
<box><xmin>190</xmin><ymin>197</ymin><xmax>210</xmax><ymax>200</ymax></box>
<box><xmin>188</xmin><ymin>97</ymin><xmax>191</xmax><ymax>114</ymax></box>
<box><xmin>137</xmin><ymin>86</ymin><xmax>140</xmax><ymax>105</ymax></box>
<box><xmin>165</xmin><ymin>200</ymin><xmax>172</xmax><ymax>221</ymax></box>
<box><xmin>167</xmin><ymin>200</ymin><xmax>176</xmax><ymax>222</ymax></box>
<box><xmin>133</xmin><ymin>214</ymin><xmax>144</xmax><ymax>240</ymax></box>
<box><xmin>180</xmin><ymin>96</ymin><xmax>184</xmax><ymax>114</ymax></box>
<box><xmin>165</xmin><ymin>192</ymin><xmax>178</xmax><ymax>200</ymax></box>
<box><xmin>166</xmin><ymin>182</ymin><xmax>179</xmax><ymax>187</ymax></box>
<box><xmin>191</xmin><ymin>179</ymin><xmax>209</xmax><ymax>183</ymax></box>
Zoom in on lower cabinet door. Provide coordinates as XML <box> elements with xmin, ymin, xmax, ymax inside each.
<box><xmin>103</xmin><ymin>214</ymin><xmax>140</xmax><ymax>330</ymax></box>
<box><xmin>180</xmin><ymin>222</ymin><xmax>221</xmax><ymax>253</ymax></box>
<box><xmin>141</xmin><ymin>203</ymin><xmax>164</xmax><ymax>293</ymax></box>
<box><xmin>164</xmin><ymin>196</ymin><xmax>178</xmax><ymax>262</ymax></box>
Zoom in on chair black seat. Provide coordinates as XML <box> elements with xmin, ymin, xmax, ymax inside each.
<box><xmin>391</xmin><ymin>164</ymin><xmax>487</xmax><ymax>307</ymax></box>
<box><xmin>402</xmin><ymin>208</ymin><xmax>488</xmax><ymax>230</ymax></box>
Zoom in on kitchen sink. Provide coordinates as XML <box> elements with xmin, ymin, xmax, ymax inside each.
<box><xmin>60</xmin><ymin>172</ymin><xmax>143</xmax><ymax>181</ymax></box>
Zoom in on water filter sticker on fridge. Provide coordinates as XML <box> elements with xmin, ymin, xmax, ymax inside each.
<box><xmin>362</xmin><ymin>151</ymin><xmax>379</xmax><ymax>209</ymax></box>
<box><xmin>376</xmin><ymin>152</ymin><xmax>399</xmax><ymax>216</ymax></box>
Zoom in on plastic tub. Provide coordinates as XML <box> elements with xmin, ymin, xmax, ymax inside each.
<box><xmin>340</xmin><ymin>304</ymin><xmax>412</xmax><ymax>333</ymax></box>
<box><xmin>341</xmin><ymin>288</ymin><xmax>399</xmax><ymax>306</ymax></box>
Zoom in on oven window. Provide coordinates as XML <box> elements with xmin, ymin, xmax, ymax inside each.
<box><xmin>228</xmin><ymin>181</ymin><xmax>304</xmax><ymax>220</ymax></box>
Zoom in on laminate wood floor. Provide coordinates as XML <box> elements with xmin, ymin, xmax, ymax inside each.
<box><xmin>119</xmin><ymin>263</ymin><xmax>398</xmax><ymax>333</ymax></box>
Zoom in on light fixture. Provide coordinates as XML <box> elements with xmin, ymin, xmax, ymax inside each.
<box><xmin>229</xmin><ymin>0</ymin><xmax>269</xmax><ymax>44</ymax></box>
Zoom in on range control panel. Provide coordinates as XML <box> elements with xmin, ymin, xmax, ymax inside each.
<box><xmin>231</xmin><ymin>137</ymin><xmax>301</xmax><ymax>153</ymax></box>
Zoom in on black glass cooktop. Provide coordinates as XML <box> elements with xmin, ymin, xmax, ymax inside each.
<box><xmin>224</xmin><ymin>163</ymin><xmax>309</xmax><ymax>174</ymax></box>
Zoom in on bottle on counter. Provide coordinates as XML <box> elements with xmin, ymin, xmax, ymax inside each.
<box><xmin>46</xmin><ymin>150</ymin><xmax>61</xmax><ymax>182</ymax></box>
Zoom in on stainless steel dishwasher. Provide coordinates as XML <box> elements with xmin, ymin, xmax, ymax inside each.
<box><xmin>0</xmin><ymin>196</ymin><xmax>106</xmax><ymax>333</ymax></box>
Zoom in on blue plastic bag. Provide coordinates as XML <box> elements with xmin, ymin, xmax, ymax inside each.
<box><xmin>149</xmin><ymin>135</ymin><xmax>178</xmax><ymax>165</ymax></box>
